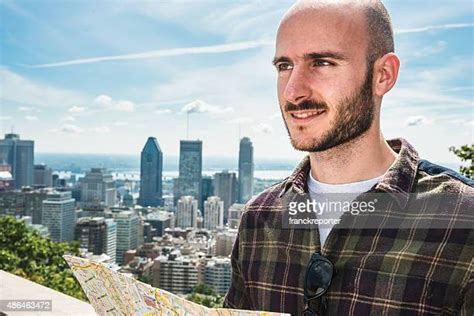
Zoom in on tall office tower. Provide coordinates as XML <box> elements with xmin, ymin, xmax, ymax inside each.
<box><xmin>203</xmin><ymin>196</ymin><xmax>224</xmax><ymax>230</ymax></box>
<box><xmin>0</xmin><ymin>133</ymin><xmax>34</xmax><ymax>189</ymax></box>
<box><xmin>33</xmin><ymin>164</ymin><xmax>53</xmax><ymax>187</ymax></box>
<box><xmin>137</xmin><ymin>137</ymin><xmax>163</xmax><ymax>207</ymax></box>
<box><xmin>215</xmin><ymin>228</ymin><xmax>238</xmax><ymax>256</ymax></box>
<box><xmin>113</xmin><ymin>211</ymin><xmax>139</xmax><ymax>265</ymax></box>
<box><xmin>238</xmin><ymin>137</ymin><xmax>254</xmax><ymax>203</ymax></box>
<box><xmin>0</xmin><ymin>187</ymin><xmax>49</xmax><ymax>223</ymax></box>
<box><xmin>105</xmin><ymin>219</ymin><xmax>117</xmax><ymax>263</ymax></box>
<box><xmin>152</xmin><ymin>254</ymin><xmax>200</xmax><ymax>294</ymax></box>
<box><xmin>213</xmin><ymin>171</ymin><xmax>237</xmax><ymax>224</ymax></box>
<box><xmin>200</xmin><ymin>176</ymin><xmax>214</xmax><ymax>211</ymax></box>
<box><xmin>80</xmin><ymin>168</ymin><xmax>116</xmax><ymax>207</ymax></box>
<box><xmin>144</xmin><ymin>211</ymin><xmax>173</xmax><ymax>237</ymax></box>
<box><xmin>42</xmin><ymin>191</ymin><xmax>76</xmax><ymax>243</ymax></box>
<box><xmin>204</xmin><ymin>257</ymin><xmax>232</xmax><ymax>296</ymax></box>
<box><xmin>228</xmin><ymin>203</ymin><xmax>245</xmax><ymax>229</ymax></box>
<box><xmin>174</xmin><ymin>140</ymin><xmax>202</xmax><ymax>206</ymax></box>
<box><xmin>75</xmin><ymin>217</ymin><xmax>107</xmax><ymax>255</ymax></box>
<box><xmin>175</xmin><ymin>195</ymin><xmax>198</xmax><ymax>229</ymax></box>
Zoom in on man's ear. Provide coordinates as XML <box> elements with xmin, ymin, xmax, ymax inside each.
<box><xmin>373</xmin><ymin>53</ymin><xmax>400</xmax><ymax>97</ymax></box>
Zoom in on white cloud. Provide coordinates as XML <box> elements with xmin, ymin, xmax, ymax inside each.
<box><xmin>29</xmin><ymin>40</ymin><xmax>272</xmax><ymax>68</ymax></box>
<box><xmin>19</xmin><ymin>106</ymin><xmax>32</xmax><ymax>112</ymax></box>
<box><xmin>253</xmin><ymin>123</ymin><xmax>274</xmax><ymax>134</ymax></box>
<box><xmin>113</xmin><ymin>121</ymin><xmax>128</xmax><ymax>126</ymax></box>
<box><xmin>91</xmin><ymin>126</ymin><xmax>110</xmax><ymax>133</ymax></box>
<box><xmin>395</xmin><ymin>23</ymin><xmax>474</xmax><ymax>35</ymax></box>
<box><xmin>155</xmin><ymin>109</ymin><xmax>172</xmax><ymax>115</ymax></box>
<box><xmin>68</xmin><ymin>106</ymin><xmax>86</xmax><ymax>113</ymax></box>
<box><xmin>0</xmin><ymin>116</ymin><xmax>12</xmax><ymax>121</ymax></box>
<box><xmin>181</xmin><ymin>99</ymin><xmax>233</xmax><ymax>114</ymax></box>
<box><xmin>405</xmin><ymin>115</ymin><xmax>431</xmax><ymax>126</ymax></box>
<box><xmin>53</xmin><ymin>124</ymin><xmax>83</xmax><ymax>134</ymax></box>
<box><xmin>270</xmin><ymin>111</ymin><xmax>282</xmax><ymax>120</ymax></box>
<box><xmin>95</xmin><ymin>95</ymin><xmax>135</xmax><ymax>112</ymax></box>
<box><xmin>61</xmin><ymin>116</ymin><xmax>76</xmax><ymax>122</ymax></box>
<box><xmin>0</xmin><ymin>68</ymin><xmax>89</xmax><ymax>108</ymax></box>
<box><xmin>25</xmin><ymin>115</ymin><xmax>38</xmax><ymax>121</ymax></box>
<box><xmin>228</xmin><ymin>117</ymin><xmax>254</xmax><ymax>124</ymax></box>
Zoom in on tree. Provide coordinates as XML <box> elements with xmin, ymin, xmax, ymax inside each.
<box><xmin>0</xmin><ymin>216</ymin><xmax>87</xmax><ymax>301</ymax></box>
<box><xmin>186</xmin><ymin>283</ymin><xmax>224</xmax><ymax>308</ymax></box>
<box><xmin>449</xmin><ymin>144</ymin><xmax>473</xmax><ymax>179</ymax></box>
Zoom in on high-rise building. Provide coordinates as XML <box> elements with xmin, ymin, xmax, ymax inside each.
<box><xmin>75</xmin><ymin>217</ymin><xmax>107</xmax><ymax>255</ymax></box>
<box><xmin>113</xmin><ymin>211</ymin><xmax>139</xmax><ymax>265</ymax></box>
<box><xmin>174</xmin><ymin>140</ymin><xmax>202</xmax><ymax>206</ymax></box>
<box><xmin>42</xmin><ymin>191</ymin><xmax>76</xmax><ymax>243</ymax></box>
<box><xmin>80</xmin><ymin>168</ymin><xmax>116</xmax><ymax>207</ymax></box>
<box><xmin>137</xmin><ymin>137</ymin><xmax>163</xmax><ymax>207</ymax></box>
<box><xmin>200</xmin><ymin>176</ymin><xmax>214</xmax><ymax>211</ymax></box>
<box><xmin>238</xmin><ymin>137</ymin><xmax>254</xmax><ymax>203</ymax></box>
<box><xmin>144</xmin><ymin>211</ymin><xmax>173</xmax><ymax>237</ymax></box>
<box><xmin>204</xmin><ymin>257</ymin><xmax>232</xmax><ymax>296</ymax></box>
<box><xmin>0</xmin><ymin>133</ymin><xmax>34</xmax><ymax>189</ymax></box>
<box><xmin>203</xmin><ymin>196</ymin><xmax>224</xmax><ymax>230</ymax></box>
<box><xmin>228</xmin><ymin>203</ymin><xmax>245</xmax><ymax>229</ymax></box>
<box><xmin>175</xmin><ymin>196</ymin><xmax>198</xmax><ymax>229</ymax></box>
<box><xmin>0</xmin><ymin>187</ymin><xmax>49</xmax><ymax>223</ymax></box>
<box><xmin>213</xmin><ymin>171</ymin><xmax>237</xmax><ymax>223</ymax></box>
<box><xmin>33</xmin><ymin>164</ymin><xmax>53</xmax><ymax>187</ymax></box>
<box><xmin>152</xmin><ymin>254</ymin><xmax>200</xmax><ymax>294</ymax></box>
<box><xmin>105</xmin><ymin>219</ymin><xmax>117</xmax><ymax>263</ymax></box>
<box><xmin>215</xmin><ymin>228</ymin><xmax>238</xmax><ymax>257</ymax></box>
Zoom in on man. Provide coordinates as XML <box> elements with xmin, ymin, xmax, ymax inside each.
<box><xmin>224</xmin><ymin>0</ymin><xmax>473</xmax><ymax>315</ymax></box>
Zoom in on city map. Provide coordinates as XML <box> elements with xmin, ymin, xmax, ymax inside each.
<box><xmin>64</xmin><ymin>255</ymin><xmax>289</xmax><ymax>316</ymax></box>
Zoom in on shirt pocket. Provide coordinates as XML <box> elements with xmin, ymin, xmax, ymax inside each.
<box><xmin>334</xmin><ymin>266</ymin><xmax>460</xmax><ymax>315</ymax></box>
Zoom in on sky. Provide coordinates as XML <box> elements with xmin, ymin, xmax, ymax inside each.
<box><xmin>0</xmin><ymin>0</ymin><xmax>473</xmax><ymax>164</ymax></box>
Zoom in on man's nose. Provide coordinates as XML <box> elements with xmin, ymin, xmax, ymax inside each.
<box><xmin>283</xmin><ymin>67</ymin><xmax>312</xmax><ymax>105</ymax></box>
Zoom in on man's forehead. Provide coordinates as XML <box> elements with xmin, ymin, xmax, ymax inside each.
<box><xmin>275</xmin><ymin>5</ymin><xmax>368</xmax><ymax>58</ymax></box>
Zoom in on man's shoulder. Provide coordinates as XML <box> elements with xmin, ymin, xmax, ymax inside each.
<box><xmin>416</xmin><ymin>159</ymin><xmax>473</xmax><ymax>192</ymax></box>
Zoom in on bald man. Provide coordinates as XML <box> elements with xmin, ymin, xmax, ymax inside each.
<box><xmin>224</xmin><ymin>1</ymin><xmax>473</xmax><ymax>315</ymax></box>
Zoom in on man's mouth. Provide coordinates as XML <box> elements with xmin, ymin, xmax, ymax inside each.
<box><xmin>289</xmin><ymin>109</ymin><xmax>326</xmax><ymax>121</ymax></box>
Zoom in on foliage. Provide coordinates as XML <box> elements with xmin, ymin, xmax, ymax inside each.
<box><xmin>0</xmin><ymin>216</ymin><xmax>88</xmax><ymax>301</ymax></box>
<box><xmin>186</xmin><ymin>283</ymin><xmax>225</xmax><ymax>308</ymax></box>
<box><xmin>449</xmin><ymin>144</ymin><xmax>473</xmax><ymax>179</ymax></box>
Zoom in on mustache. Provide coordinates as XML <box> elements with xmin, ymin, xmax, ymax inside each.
<box><xmin>284</xmin><ymin>100</ymin><xmax>328</xmax><ymax>112</ymax></box>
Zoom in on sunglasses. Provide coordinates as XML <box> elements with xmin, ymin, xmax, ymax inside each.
<box><xmin>303</xmin><ymin>251</ymin><xmax>335</xmax><ymax>316</ymax></box>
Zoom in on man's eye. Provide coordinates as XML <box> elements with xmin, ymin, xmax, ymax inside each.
<box><xmin>313</xmin><ymin>60</ymin><xmax>333</xmax><ymax>67</ymax></box>
<box><xmin>276</xmin><ymin>63</ymin><xmax>293</xmax><ymax>72</ymax></box>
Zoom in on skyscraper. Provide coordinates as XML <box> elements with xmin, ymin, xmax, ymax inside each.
<box><xmin>175</xmin><ymin>195</ymin><xmax>198</xmax><ymax>229</ymax></box>
<box><xmin>200</xmin><ymin>176</ymin><xmax>214</xmax><ymax>211</ymax></box>
<box><xmin>203</xmin><ymin>196</ymin><xmax>224</xmax><ymax>230</ymax></box>
<box><xmin>138</xmin><ymin>137</ymin><xmax>163</xmax><ymax>207</ymax></box>
<box><xmin>213</xmin><ymin>171</ymin><xmax>237</xmax><ymax>223</ymax></box>
<box><xmin>80</xmin><ymin>168</ymin><xmax>116</xmax><ymax>207</ymax></box>
<box><xmin>238</xmin><ymin>137</ymin><xmax>254</xmax><ymax>203</ymax></box>
<box><xmin>33</xmin><ymin>164</ymin><xmax>53</xmax><ymax>187</ymax></box>
<box><xmin>113</xmin><ymin>211</ymin><xmax>139</xmax><ymax>265</ymax></box>
<box><xmin>42</xmin><ymin>191</ymin><xmax>76</xmax><ymax>243</ymax></box>
<box><xmin>174</xmin><ymin>140</ymin><xmax>202</xmax><ymax>206</ymax></box>
<box><xmin>0</xmin><ymin>133</ymin><xmax>34</xmax><ymax>189</ymax></box>
<box><xmin>75</xmin><ymin>217</ymin><xmax>107</xmax><ymax>255</ymax></box>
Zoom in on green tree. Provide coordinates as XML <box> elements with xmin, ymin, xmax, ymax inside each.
<box><xmin>186</xmin><ymin>283</ymin><xmax>224</xmax><ymax>308</ymax></box>
<box><xmin>0</xmin><ymin>216</ymin><xmax>87</xmax><ymax>301</ymax></box>
<box><xmin>449</xmin><ymin>144</ymin><xmax>473</xmax><ymax>179</ymax></box>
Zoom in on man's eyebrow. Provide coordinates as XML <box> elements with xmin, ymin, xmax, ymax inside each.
<box><xmin>272</xmin><ymin>56</ymin><xmax>291</xmax><ymax>66</ymax></box>
<box><xmin>304</xmin><ymin>51</ymin><xmax>347</xmax><ymax>61</ymax></box>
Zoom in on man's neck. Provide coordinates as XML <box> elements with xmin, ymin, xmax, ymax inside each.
<box><xmin>309</xmin><ymin>129</ymin><xmax>397</xmax><ymax>184</ymax></box>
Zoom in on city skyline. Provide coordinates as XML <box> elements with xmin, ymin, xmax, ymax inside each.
<box><xmin>0</xmin><ymin>1</ymin><xmax>472</xmax><ymax>164</ymax></box>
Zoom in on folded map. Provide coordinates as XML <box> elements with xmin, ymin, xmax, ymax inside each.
<box><xmin>64</xmin><ymin>255</ymin><xmax>289</xmax><ymax>316</ymax></box>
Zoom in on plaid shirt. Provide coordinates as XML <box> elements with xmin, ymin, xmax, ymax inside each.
<box><xmin>224</xmin><ymin>138</ymin><xmax>473</xmax><ymax>315</ymax></box>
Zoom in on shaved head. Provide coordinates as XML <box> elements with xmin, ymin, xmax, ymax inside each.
<box><xmin>279</xmin><ymin>0</ymin><xmax>394</xmax><ymax>66</ymax></box>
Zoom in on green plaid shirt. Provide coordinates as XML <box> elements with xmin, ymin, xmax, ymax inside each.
<box><xmin>224</xmin><ymin>138</ymin><xmax>473</xmax><ymax>315</ymax></box>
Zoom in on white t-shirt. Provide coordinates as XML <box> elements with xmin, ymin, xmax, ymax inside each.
<box><xmin>307</xmin><ymin>172</ymin><xmax>383</xmax><ymax>247</ymax></box>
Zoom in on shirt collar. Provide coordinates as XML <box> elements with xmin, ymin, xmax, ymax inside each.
<box><xmin>278</xmin><ymin>138</ymin><xmax>419</xmax><ymax>209</ymax></box>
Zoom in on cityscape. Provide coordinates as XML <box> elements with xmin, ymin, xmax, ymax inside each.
<box><xmin>0</xmin><ymin>132</ymin><xmax>281</xmax><ymax>301</ymax></box>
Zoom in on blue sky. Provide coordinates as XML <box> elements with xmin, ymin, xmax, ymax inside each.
<box><xmin>0</xmin><ymin>0</ymin><xmax>472</xmax><ymax>164</ymax></box>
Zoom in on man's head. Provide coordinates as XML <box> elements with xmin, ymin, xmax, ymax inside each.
<box><xmin>274</xmin><ymin>0</ymin><xmax>399</xmax><ymax>152</ymax></box>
